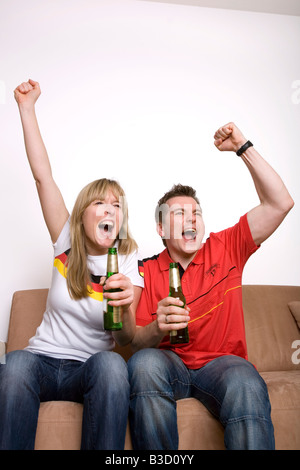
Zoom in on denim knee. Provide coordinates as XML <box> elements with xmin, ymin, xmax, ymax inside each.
<box><xmin>128</xmin><ymin>348</ymin><xmax>159</xmax><ymax>372</ymax></box>
<box><xmin>219</xmin><ymin>358</ymin><xmax>271</xmax><ymax>420</ymax></box>
<box><xmin>89</xmin><ymin>350</ymin><xmax>127</xmax><ymax>371</ymax></box>
<box><xmin>85</xmin><ymin>351</ymin><xmax>129</xmax><ymax>388</ymax></box>
<box><xmin>0</xmin><ymin>350</ymin><xmax>40</xmax><ymax>392</ymax></box>
<box><xmin>128</xmin><ymin>348</ymin><xmax>179</xmax><ymax>393</ymax></box>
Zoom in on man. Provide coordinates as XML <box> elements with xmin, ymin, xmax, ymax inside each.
<box><xmin>128</xmin><ymin>122</ymin><xmax>294</xmax><ymax>450</ymax></box>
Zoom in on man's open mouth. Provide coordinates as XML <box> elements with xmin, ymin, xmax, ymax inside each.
<box><xmin>182</xmin><ymin>228</ymin><xmax>197</xmax><ymax>241</ymax></box>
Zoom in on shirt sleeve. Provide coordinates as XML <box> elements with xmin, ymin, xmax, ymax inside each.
<box><xmin>52</xmin><ymin>218</ymin><xmax>71</xmax><ymax>256</ymax></box>
<box><xmin>120</xmin><ymin>251</ymin><xmax>144</xmax><ymax>288</ymax></box>
<box><xmin>215</xmin><ymin>213</ymin><xmax>259</xmax><ymax>273</ymax></box>
<box><xmin>135</xmin><ymin>288</ymin><xmax>153</xmax><ymax>326</ymax></box>
<box><xmin>135</xmin><ymin>260</ymin><xmax>156</xmax><ymax>327</ymax></box>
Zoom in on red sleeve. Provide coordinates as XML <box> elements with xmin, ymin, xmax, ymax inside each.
<box><xmin>135</xmin><ymin>262</ymin><xmax>155</xmax><ymax>327</ymax></box>
<box><xmin>135</xmin><ymin>285</ymin><xmax>150</xmax><ymax>326</ymax></box>
<box><xmin>214</xmin><ymin>213</ymin><xmax>259</xmax><ymax>273</ymax></box>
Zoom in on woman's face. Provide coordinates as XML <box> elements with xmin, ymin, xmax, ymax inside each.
<box><xmin>81</xmin><ymin>189</ymin><xmax>124</xmax><ymax>255</ymax></box>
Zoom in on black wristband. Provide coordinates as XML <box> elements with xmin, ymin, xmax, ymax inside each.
<box><xmin>236</xmin><ymin>140</ymin><xmax>253</xmax><ymax>156</ymax></box>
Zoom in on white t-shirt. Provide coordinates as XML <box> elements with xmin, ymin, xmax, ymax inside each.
<box><xmin>26</xmin><ymin>219</ymin><xmax>144</xmax><ymax>362</ymax></box>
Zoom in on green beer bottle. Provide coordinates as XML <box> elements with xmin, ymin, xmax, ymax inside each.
<box><xmin>103</xmin><ymin>247</ymin><xmax>123</xmax><ymax>331</ymax></box>
<box><xmin>169</xmin><ymin>262</ymin><xmax>189</xmax><ymax>344</ymax></box>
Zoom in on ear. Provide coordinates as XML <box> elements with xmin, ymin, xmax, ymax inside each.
<box><xmin>156</xmin><ymin>222</ymin><xmax>165</xmax><ymax>238</ymax></box>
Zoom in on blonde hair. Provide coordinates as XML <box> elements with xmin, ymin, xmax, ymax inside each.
<box><xmin>67</xmin><ymin>178</ymin><xmax>138</xmax><ymax>300</ymax></box>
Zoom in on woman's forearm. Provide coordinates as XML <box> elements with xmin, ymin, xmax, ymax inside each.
<box><xmin>18</xmin><ymin>104</ymin><xmax>53</xmax><ymax>185</ymax></box>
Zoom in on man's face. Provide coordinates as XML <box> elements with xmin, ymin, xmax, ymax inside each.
<box><xmin>157</xmin><ymin>196</ymin><xmax>205</xmax><ymax>257</ymax></box>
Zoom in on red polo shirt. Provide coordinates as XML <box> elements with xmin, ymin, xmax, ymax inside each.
<box><xmin>136</xmin><ymin>213</ymin><xmax>259</xmax><ymax>369</ymax></box>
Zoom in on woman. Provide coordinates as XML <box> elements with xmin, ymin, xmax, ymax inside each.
<box><xmin>0</xmin><ymin>80</ymin><xmax>143</xmax><ymax>450</ymax></box>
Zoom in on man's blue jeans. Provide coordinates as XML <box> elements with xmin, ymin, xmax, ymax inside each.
<box><xmin>0</xmin><ymin>350</ymin><xmax>129</xmax><ymax>450</ymax></box>
<box><xmin>128</xmin><ymin>349</ymin><xmax>275</xmax><ymax>450</ymax></box>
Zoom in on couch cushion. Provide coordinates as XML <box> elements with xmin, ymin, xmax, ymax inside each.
<box><xmin>35</xmin><ymin>402</ymin><xmax>83</xmax><ymax>450</ymax></box>
<box><xmin>261</xmin><ymin>370</ymin><xmax>300</xmax><ymax>450</ymax></box>
<box><xmin>243</xmin><ymin>286</ymin><xmax>300</xmax><ymax>372</ymax></box>
<box><xmin>177</xmin><ymin>398</ymin><xmax>225</xmax><ymax>450</ymax></box>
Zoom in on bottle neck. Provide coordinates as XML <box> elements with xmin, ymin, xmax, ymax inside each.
<box><xmin>169</xmin><ymin>267</ymin><xmax>181</xmax><ymax>289</ymax></box>
<box><xmin>107</xmin><ymin>254</ymin><xmax>119</xmax><ymax>276</ymax></box>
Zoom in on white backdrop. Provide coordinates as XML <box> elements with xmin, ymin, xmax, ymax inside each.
<box><xmin>0</xmin><ymin>0</ymin><xmax>299</xmax><ymax>341</ymax></box>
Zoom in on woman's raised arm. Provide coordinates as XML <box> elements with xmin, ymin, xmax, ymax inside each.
<box><xmin>15</xmin><ymin>79</ymin><xmax>69</xmax><ymax>243</ymax></box>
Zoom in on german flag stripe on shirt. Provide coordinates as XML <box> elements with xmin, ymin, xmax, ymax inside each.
<box><xmin>138</xmin><ymin>260</ymin><xmax>144</xmax><ymax>278</ymax></box>
<box><xmin>54</xmin><ymin>250</ymin><xmax>103</xmax><ymax>302</ymax></box>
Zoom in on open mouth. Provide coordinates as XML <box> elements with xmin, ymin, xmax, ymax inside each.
<box><xmin>97</xmin><ymin>220</ymin><xmax>115</xmax><ymax>238</ymax></box>
<box><xmin>182</xmin><ymin>228</ymin><xmax>197</xmax><ymax>241</ymax></box>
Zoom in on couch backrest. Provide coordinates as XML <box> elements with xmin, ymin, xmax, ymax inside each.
<box><xmin>243</xmin><ymin>285</ymin><xmax>300</xmax><ymax>371</ymax></box>
<box><xmin>7</xmin><ymin>289</ymin><xmax>48</xmax><ymax>353</ymax></box>
<box><xmin>6</xmin><ymin>285</ymin><xmax>300</xmax><ymax>372</ymax></box>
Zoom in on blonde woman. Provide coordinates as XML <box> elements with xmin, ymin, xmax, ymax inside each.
<box><xmin>0</xmin><ymin>80</ymin><xmax>143</xmax><ymax>450</ymax></box>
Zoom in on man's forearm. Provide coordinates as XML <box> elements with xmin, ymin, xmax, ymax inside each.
<box><xmin>131</xmin><ymin>322</ymin><xmax>165</xmax><ymax>352</ymax></box>
<box><xmin>113</xmin><ymin>307</ymin><xmax>136</xmax><ymax>347</ymax></box>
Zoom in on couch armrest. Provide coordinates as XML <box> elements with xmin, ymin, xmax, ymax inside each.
<box><xmin>0</xmin><ymin>340</ymin><xmax>6</xmax><ymax>357</ymax></box>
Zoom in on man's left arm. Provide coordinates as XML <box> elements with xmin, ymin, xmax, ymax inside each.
<box><xmin>214</xmin><ymin>122</ymin><xmax>294</xmax><ymax>246</ymax></box>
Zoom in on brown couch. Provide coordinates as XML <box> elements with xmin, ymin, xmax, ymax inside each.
<box><xmin>3</xmin><ymin>285</ymin><xmax>300</xmax><ymax>450</ymax></box>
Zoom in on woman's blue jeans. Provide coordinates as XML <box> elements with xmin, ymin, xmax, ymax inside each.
<box><xmin>128</xmin><ymin>349</ymin><xmax>275</xmax><ymax>450</ymax></box>
<box><xmin>0</xmin><ymin>350</ymin><xmax>129</xmax><ymax>450</ymax></box>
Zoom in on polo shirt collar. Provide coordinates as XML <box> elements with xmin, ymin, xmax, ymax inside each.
<box><xmin>158</xmin><ymin>249</ymin><xmax>173</xmax><ymax>271</ymax></box>
<box><xmin>158</xmin><ymin>246</ymin><xmax>204</xmax><ymax>272</ymax></box>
